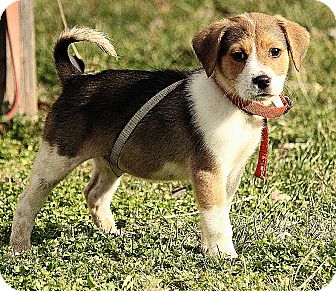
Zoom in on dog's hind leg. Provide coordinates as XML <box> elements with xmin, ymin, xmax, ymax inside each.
<box><xmin>10</xmin><ymin>142</ymin><xmax>82</xmax><ymax>253</ymax></box>
<box><xmin>84</xmin><ymin>158</ymin><xmax>120</xmax><ymax>234</ymax></box>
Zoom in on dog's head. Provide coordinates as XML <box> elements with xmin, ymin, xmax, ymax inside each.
<box><xmin>192</xmin><ymin>12</ymin><xmax>310</xmax><ymax>102</ymax></box>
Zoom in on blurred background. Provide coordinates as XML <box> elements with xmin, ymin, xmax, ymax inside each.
<box><xmin>34</xmin><ymin>0</ymin><xmax>335</xmax><ymax>105</ymax></box>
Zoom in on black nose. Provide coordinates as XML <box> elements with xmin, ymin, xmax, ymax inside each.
<box><xmin>252</xmin><ymin>75</ymin><xmax>271</xmax><ymax>89</ymax></box>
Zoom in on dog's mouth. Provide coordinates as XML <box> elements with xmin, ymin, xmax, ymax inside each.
<box><xmin>252</xmin><ymin>93</ymin><xmax>284</xmax><ymax>108</ymax></box>
<box><xmin>255</xmin><ymin>93</ymin><xmax>273</xmax><ymax>99</ymax></box>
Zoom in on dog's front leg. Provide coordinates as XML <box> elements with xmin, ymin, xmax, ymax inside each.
<box><xmin>192</xmin><ymin>162</ymin><xmax>238</xmax><ymax>258</ymax></box>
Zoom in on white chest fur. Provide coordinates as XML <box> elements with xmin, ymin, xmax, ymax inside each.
<box><xmin>188</xmin><ymin>71</ymin><xmax>263</xmax><ymax>176</ymax></box>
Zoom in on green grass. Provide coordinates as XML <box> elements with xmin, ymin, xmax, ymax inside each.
<box><xmin>1</xmin><ymin>0</ymin><xmax>335</xmax><ymax>290</ymax></box>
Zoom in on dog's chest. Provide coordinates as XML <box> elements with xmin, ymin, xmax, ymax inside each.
<box><xmin>205</xmin><ymin>110</ymin><xmax>262</xmax><ymax>172</ymax></box>
<box><xmin>189</xmin><ymin>72</ymin><xmax>263</xmax><ymax>173</ymax></box>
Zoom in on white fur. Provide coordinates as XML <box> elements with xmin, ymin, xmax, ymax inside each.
<box><xmin>85</xmin><ymin>158</ymin><xmax>121</xmax><ymax>233</ymax></box>
<box><xmin>200</xmin><ymin>206</ymin><xmax>237</xmax><ymax>257</ymax></box>
<box><xmin>60</xmin><ymin>27</ymin><xmax>118</xmax><ymax>59</ymax></box>
<box><xmin>32</xmin><ymin>142</ymin><xmax>82</xmax><ymax>182</ymax></box>
<box><xmin>10</xmin><ymin>142</ymin><xmax>83</xmax><ymax>252</ymax></box>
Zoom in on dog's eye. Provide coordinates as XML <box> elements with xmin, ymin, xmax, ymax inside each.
<box><xmin>231</xmin><ymin>51</ymin><xmax>248</xmax><ymax>61</ymax></box>
<box><xmin>269</xmin><ymin>48</ymin><xmax>281</xmax><ymax>58</ymax></box>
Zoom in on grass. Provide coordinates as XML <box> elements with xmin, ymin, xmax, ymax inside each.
<box><xmin>0</xmin><ymin>0</ymin><xmax>335</xmax><ymax>290</ymax></box>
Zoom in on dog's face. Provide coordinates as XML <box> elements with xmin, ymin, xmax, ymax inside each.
<box><xmin>193</xmin><ymin>12</ymin><xmax>310</xmax><ymax>102</ymax></box>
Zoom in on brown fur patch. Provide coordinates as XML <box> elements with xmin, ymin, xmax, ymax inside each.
<box><xmin>218</xmin><ymin>38</ymin><xmax>253</xmax><ymax>80</ymax></box>
<box><xmin>191</xmin><ymin>154</ymin><xmax>225</xmax><ymax>210</ymax></box>
<box><xmin>250</xmin><ymin>13</ymin><xmax>290</xmax><ymax>76</ymax></box>
<box><xmin>192</xmin><ymin>19</ymin><xmax>232</xmax><ymax>77</ymax></box>
<box><xmin>276</xmin><ymin>15</ymin><xmax>310</xmax><ymax>71</ymax></box>
<box><xmin>255</xmin><ymin>30</ymin><xmax>289</xmax><ymax>76</ymax></box>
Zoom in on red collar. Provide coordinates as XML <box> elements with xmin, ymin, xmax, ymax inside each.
<box><xmin>215</xmin><ymin>81</ymin><xmax>293</xmax><ymax>187</ymax></box>
<box><xmin>225</xmin><ymin>91</ymin><xmax>291</xmax><ymax>118</ymax></box>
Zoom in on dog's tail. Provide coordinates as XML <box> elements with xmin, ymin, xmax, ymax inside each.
<box><xmin>54</xmin><ymin>26</ymin><xmax>118</xmax><ymax>84</ymax></box>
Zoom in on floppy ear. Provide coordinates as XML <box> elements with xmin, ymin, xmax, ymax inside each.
<box><xmin>277</xmin><ymin>16</ymin><xmax>310</xmax><ymax>72</ymax></box>
<box><xmin>192</xmin><ymin>19</ymin><xmax>232</xmax><ymax>77</ymax></box>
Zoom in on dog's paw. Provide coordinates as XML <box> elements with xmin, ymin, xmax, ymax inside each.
<box><xmin>10</xmin><ymin>237</ymin><xmax>31</xmax><ymax>255</ymax></box>
<box><xmin>94</xmin><ymin>216</ymin><xmax>117</xmax><ymax>233</ymax></box>
<box><xmin>98</xmin><ymin>221</ymin><xmax>124</xmax><ymax>237</ymax></box>
<box><xmin>201</xmin><ymin>239</ymin><xmax>238</xmax><ymax>258</ymax></box>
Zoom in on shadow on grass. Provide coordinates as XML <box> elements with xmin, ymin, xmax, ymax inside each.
<box><xmin>31</xmin><ymin>222</ymin><xmax>65</xmax><ymax>245</ymax></box>
<box><xmin>0</xmin><ymin>222</ymin><xmax>67</xmax><ymax>250</ymax></box>
<box><xmin>1</xmin><ymin>219</ymin><xmax>203</xmax><ymax>263</ymax></box>
<box><xmin>0</xmin><ymin>225</ymin><xmax>11</xmax><ymax>248</ymax></box>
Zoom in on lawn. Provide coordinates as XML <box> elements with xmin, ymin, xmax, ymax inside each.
<box><xmin>0</xmin><ymin>0</ymin><xmax>335</xmax><ymax>290</ymax></box>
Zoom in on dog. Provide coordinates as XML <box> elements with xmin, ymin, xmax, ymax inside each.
<box><xmin>10</xmin><ymin>12</ymin><xmax>310</xmax><ymax>257</ymax></box>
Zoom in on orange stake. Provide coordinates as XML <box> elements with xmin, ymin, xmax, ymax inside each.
<box><xmin>4</xmin><ymin>1</ymin><xmax>21</xmax><ymax>120</ymax></box>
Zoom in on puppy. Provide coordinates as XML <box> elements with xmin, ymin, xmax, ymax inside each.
<box><xmin>10</xmin><ymin>12</ymin><xmax>310</xmax><ymax>256</ymax></box>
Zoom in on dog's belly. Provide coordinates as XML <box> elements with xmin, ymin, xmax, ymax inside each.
<box><xmin>147</xmin><ymin>161</ymin><xmax>191</xmax><ymax>181</ymax></box>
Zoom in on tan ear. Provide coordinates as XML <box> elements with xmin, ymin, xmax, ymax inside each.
<box><xmin>192</xmin><ymin>19</ymin><xmax>232</xmax><ymax>77</ymax></box>
<box><xmin>277</xmin><ymin>16</ymin><xmax>310</xmax><ymax>71</ymax></box>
